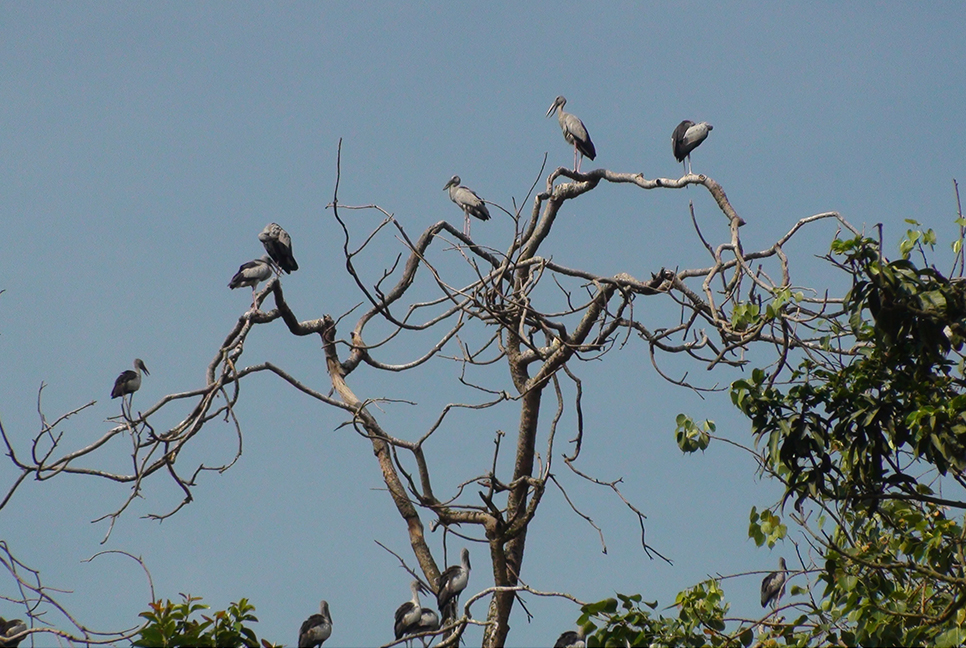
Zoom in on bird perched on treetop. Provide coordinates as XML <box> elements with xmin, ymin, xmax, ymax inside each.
<box><xmin>671</xmin><ymin>119</ymin><xmax>713</xmax><ymax>175</ymax></box>
<box><xmin>258</xmin><ymin>222</ymin><xmax>299</xmax><ymax>274</ymax></box>
<box><xmin>228</xmin><ymin>255</ymin><xmax>275</xmax><ymax>308</ymax></box>
<box><xmin>444</xmin><ymin>175</ymin><xmax>491</xmax><ymax>237</ymax></box>
<box><xmin>437</xmin><ymin>547</ymin><xmax>471</xmax><ymax>623</ymax></box>
<box><xmin>546</xmin><ymin>95</ymin><xmax>596</xmax><ymax>172</ymax></box>
<box><xmin>760</xmin><ymin>557</ymin><xmax>788</xmax><ymax>609</ymax></box>
<box><xmin>298</xmin><ymin>600</ymin><xmax>332</xmax><ymax>648</ymax></box>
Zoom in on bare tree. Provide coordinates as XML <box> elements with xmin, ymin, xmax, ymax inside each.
<box><xmin>0</xmin><ymin>142</ymin><xmax>859</xmax><ymax>646</ymax></box>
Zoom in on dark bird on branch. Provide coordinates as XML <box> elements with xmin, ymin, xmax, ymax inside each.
<box><xmin>554</xmin><ymin>624</ymin><xmax>587</xmax><ymax>648</ymax></box>
<box><xmin>672</xmin><ymin>119</ymin><xmax>713</xmax><ymax>175</ymax></box>
<box><xmin>0</xmin><ymin>618</ymin><xmax>27</xmax><ymax>648</ymax></box>
<box><xmin>760</xmin><ymin>556</ymin><xmax>788</xmax><ymax>609</ymax></box>
<box><xmin>112</xmin><ymin>358</ymin><xmax>149</xmax><ymax>418</ymax></box>
<box><xmin>111</xmin><ymin>358</ymin><xmax>149</xmax><ymax>400</ymax></box>
<box><xmin>298</xmin><ymin>600</ymin><xmax>332</xmax><ymax>648</ymax></box>
<box><xmin>394</xmin><ymin>580</ymin><xmax>426</xmax><ymax>647</ymax></box>
<box><xmin>228</xmin><ymin>255</ymin><xmax>275</xmax><ymax>308</ymax></box>
<box><xmin>258</xmin><ymin>222</ymin><xmax>299</xmax><ymax>274</ymax></box>
<box><xmin>444</xmin><ymin>175</ymin><xmax>491</xmax><ymax>236</ymax></box>
<box><xmin>437</xmin><ymin>547</ymin><xmax>471</xmax><ymax>623</ymax></box>
<box><xmin>547</xmin><ymin>95</ymin><xmax>596</xmax><ymax>172</ymax></box>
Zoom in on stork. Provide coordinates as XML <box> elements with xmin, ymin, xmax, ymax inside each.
<box><xmin>298</xmin><ymin>600</ymin><xmax>332</xmax><ymax>648</ymax></box>
<box><xmin>444</xmin><ymin>175</ymin><xmax>491</xmax><ymax>236</ymax></box>
<box><xmin>413</xmin><ymin>607</ymin><xmax>440</xmax><ymax>648</ymax></box>
<box><xmin>258</xmin><ymin>223</ymin><xmax>299</xmax><ymax>274</ymax></box>
<box><xmin>437</xmin><ymin>547</ymin><xmax>471</xmax><ymax>623</ymax></box>
<box><xmin>111</xmin><ymin>358</ymin><xmax>149</xmax><ymax>418</ymax></box>
<box><xmin>760</xmin><ymin>557</ymin><xmax>788</xmax><ymax>609</ymax></box>
<box><xmin>671</xmin><ymin>120</ymin><xmax>713</xmax><ymax>175</ymax></box>
<box><xmin>395</xmin><ymin>580</ymin><xmax>430</xmax><ymax>647</ymax></box>
<box><xmin>546</xmin><ymin>95</ymin><xmax>596</xmax><ymax>172</ymax></box>
<box><xmin>0</xmin><ymin>618</ymin><xmax>26</xmax><ymax>648</ymax></box>
<box><xmin>228</xmin><ymin>255</ymin><xmax>275</xmax><ymax>308</ymax></box>
<box><xmin>554</xmin><ymin>624</ymin><xmax>587</xmax><ymax>648</ymax></box>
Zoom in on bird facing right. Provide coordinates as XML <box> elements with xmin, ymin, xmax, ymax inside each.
<box><xmin>437</xmin><ymin>547</ymin><xmax>471</xmax><ymax>623</ymax></box>
<box><xmin>298</xmin><ymin>600</ymin><xmax>332</xmax><ymax>648</ymax></box>
<box><xmin>760</xmin><ymin>556</ymin><xmax>788</xmax><ymax>609</ymax></box>
<box><xmin>671</xmin><ymin>119</ymin><xmax>713</xmax><ymax>175</ymax></box>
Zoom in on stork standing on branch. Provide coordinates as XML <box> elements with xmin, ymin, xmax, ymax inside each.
<box><xmin>394</xmin><ymin>580</ymin><xmax>426</xmax><ymax>647</ymax></box>
<box><xmin>0</xmin><ymin>617</ymin><xmax>26</xmax><ymax>648</ymax></box>
<box><xmin>671</xmin><ymin>119</ymin><xmax>713</xmax><ymax>175</ymax></box>
<box><xmin>228</xmin><ymin>255</ymin><xmax>275</xmax><ymax>309</ymax></box>
<box><xmin>444</xmin><ymin>175</ymin><xmax>491</xmax><ymax>237</ymax></box>
<box><xmin>258</xmin><ymin>222</ymin><xmax>299</xmax><ymax>274</ymax></box>
<box><xmin>111</xmin><ymin>358</ymin><xmax>149</xmax><ymax>418</ymax></box>
<box><xmin>547</xmin><ymin>95</ymin><xmax>596</xmax><ymax>172</ymax></box>
<box><xmin>437</xmin><ymin>547</ymin><xmax>471</xmax><ymax>623</ymax></box>
<box><xmin>760</xmin><ymin>557</ymin><xmax>788</xmax><ymax>609</ymax></box>
<box><xmin>298</xmin><ymin>600</ymin><xmax>332</xmax><ymax>648</ymax></box>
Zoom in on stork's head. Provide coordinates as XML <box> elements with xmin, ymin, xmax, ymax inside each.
<box><xmin>546</xmin><ymin>95</ymin><xmax>566</xmax><ymax>117</ymax></box>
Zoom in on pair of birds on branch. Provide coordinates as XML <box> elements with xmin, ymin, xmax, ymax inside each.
<box><xmin>297</xmin><ymin>547</ymin><xmax>471</xmax><ymax>648</ymax></box>
<box><xmin>110</xmin><ymin>223</ymin><xmax>299</xmax><ymax>410</ymax></box>
<box><xmin>229</xmin><ymin>222</ymin><xmax>300</xmax><ymax>308</ymax></box>
<box><xmin>444</xmin><ymin>96</ymin><xmax>714</xmax><ymax>238</ymax></box>
<box><xmin>393</xmin><ymin>547</ymin><xmax>471</xmax><ymax>648</ymax></box>
<box><xmin>546</xmin><ymin>95</ymin><xmax>713</xmax><ymax>175</ymax></box>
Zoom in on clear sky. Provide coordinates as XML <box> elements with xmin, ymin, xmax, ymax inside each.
<box><xmin>1</xmin><ymin>3</ymin><xmax>964</xmax><ymax>647</ymax></box>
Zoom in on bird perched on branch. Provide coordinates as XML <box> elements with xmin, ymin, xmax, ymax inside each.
<box><xmin>394</xmin><ymin>580</ymin><xmax>427</xmax><ymax>647</ymax></box>
<box><xmin>671</xmin><ymin>120</ymin><xmax>713</xmax><ymax>175</ymax></box>
<box><xmin>112</xmin><ymin>358</ymin><xmax>149</xmax><ymax>418</ymax></box>
<box><xmin>554</xmin><ymin>624</ymin><xmax>587</xmax><ymax>648</ymax></box>
<box><xmin>0</xmin><ymin>617</ymin><xmax>27</xmax><ymax>648</ymax></box>
<box><xmin>547</xmin><ymin>95</ymin><xmax>596</xmax><ymax>172</ymax></box>
<box><xmin>298</xmin><ymin>600</ymin><xmax>332</xmax><ymax>648</ymax></box>
<box><xmin>760</xmin><ymin>557</ymin><xmax>788</xmax><ymax>609</ymax></box>
<box><xmin>412</xmin><ymin>606</ymin><xmax>440</xmax><ymax>648</ymax></box>
<box><xmin>437</xmin><ymin>547</ymin><xmax>471</xmax><ymax>623</ymax></box>
<box><xmin>228</xmin><ymin>255</ymin><xmax>275</xmax><ymax>308</ymax></box>
<box><xmin>444</xmin><ymin>175</ymin><xmax>491</xmax><ymax>236</ymax></box>
<box><xmin>258</xmin><ymin>222</ymin><xmax>299</xmax><ymax>274</ymax></box>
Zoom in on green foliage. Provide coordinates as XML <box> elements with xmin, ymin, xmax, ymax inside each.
<box><xmin>675</xmin><ymin>414</ymin><xmax>713</xmax><ymax>453</ymax></box>
<box><xmin>588</xmin><ymin>227</ymin><xmax>966</xmax><ymax>647</ymax></box>
<box><xmin>134</xmin><ymin>594</ymin><xmax>275</xmax><ymax>648</ymax></box>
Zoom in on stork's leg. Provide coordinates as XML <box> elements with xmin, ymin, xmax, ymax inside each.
<box><xmin>687</xmin><ymin>156</ymin><xmax>693</xmax><ymax>175</ymax></box>
<box><xmin>573</xmin><ymin>145</ymin><xmax>579</xmax><ymax>172</ymax></box>
<box><xmin>251</xmin><ymin>286</ymin><xmax>257</xmax><ymax>310</ymax></box>
<box><xmin>464</xmin><ymin>213</ymin><xmax>471</xmax><ymax>237</ymax></box>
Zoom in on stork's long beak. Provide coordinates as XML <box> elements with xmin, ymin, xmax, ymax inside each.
<box><xmin>142</xmin><ymin>366</ymin><xmax>150</xmax><ymax>376</ymax></box>
<box><xmin>546</xmin><ymin>101</ymin><xmax>557</xmax><ymax>117</ymax></box>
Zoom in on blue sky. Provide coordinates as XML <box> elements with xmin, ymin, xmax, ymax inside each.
<box><xmin>1</xmin><ymin>3</ymin><xmax>964</xmax><ymax>646</ymax></box>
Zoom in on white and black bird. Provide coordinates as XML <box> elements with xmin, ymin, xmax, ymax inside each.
<box><xmin>760</xmin><ymin>557</ymin><xmax>788</xmax><ymax>609</ymax></box>
<box><xmin>111</xmin><ymin>358</ymin><xmax>149</xmax><ymax>417</ymax></box>
<box><xmin>413</xmin><ymin>607</ymin><xmax>440</xmax><ymax>648</ymax></box>
<box><xmin>298</xmin><ymin>600</ymin><xmax>332</xmax><ymax>648</ymax></box>
<box><xmin>671</xmin><ymin>120</ymin><xmax>713</xmax><ymax>175</ymax></box>
<box><xmin>444</xmin><ymin>175</ymin><xmax>491</xmax><ymax>236</ymax></box>
<box><xmin>258</xmin><ymin>222</ymin><xmax>299</xmax><ymax>274</ymax></box>
<box><xmin>394</xmin><ymin>580</ymin><xmax>426</xmax><ymax>647</ymax></box>
<box><xmin>437</xmin><ymin>547</ymin><xmax>471</xmax><ymax>623</ymax></box>
<box><xmin>228</xmin><ymin>255</ymin><xmax>275</xmax><ymax>308</ymax></box>
<box><xmin>0</xmin><ymin>618</ymin><xmax>26</xmax><ymax>648</ymax></box>
<box><xmin>547</xmin><ymin>95</ymin><xmax>596</xmax><ymax>172</ymax></box>
<box><xmin>554</xmin><ymin>625</ymin><xmax>587</xmax><ymax>648</ymax></box>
